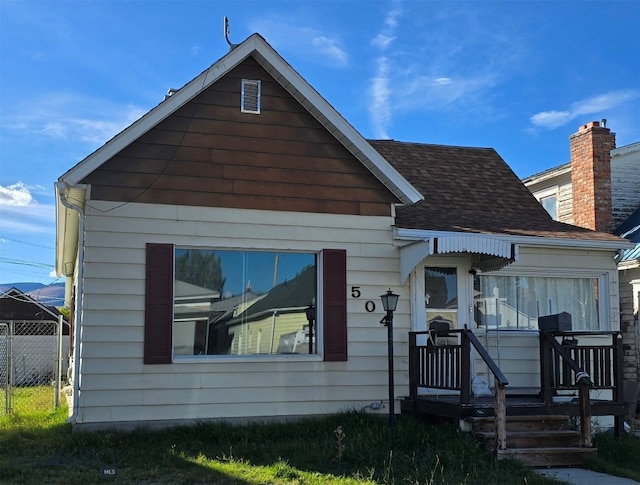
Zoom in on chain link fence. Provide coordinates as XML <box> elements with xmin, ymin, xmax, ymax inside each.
<box><xmin>0</xmin><ymin>323</ymin><xmax>8</xmax><ymax>414</ymax></box>
<box><xmin>0</xmin><ymin>319</ymin><xmax>69</xmax><ymax>415</ymax></box>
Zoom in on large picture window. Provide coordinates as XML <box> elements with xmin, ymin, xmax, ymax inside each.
<box><xmin>474</xmin><ymin>274</ymin><xmax>600</xmax><ymax>331</ymax></box>
<box><xmin>144</xmin><ymin>244</ymin><xmax>346</xmax><ymax>364</ymax></box>
<box><xmin>173</xmin><ymin>248</ymin><xmax>317</xmax><ymax>357</ymax></box>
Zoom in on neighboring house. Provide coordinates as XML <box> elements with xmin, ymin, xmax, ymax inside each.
<box><xmin>56</xmin><ymin>34</ymin><xmax>631</xmax><ymax>431</ymax></box>
<box><xmin>523</xmin><ymin>122</ymin><xmax>640</xmax><ymax>382</ymax></box>
<box><xmin>0</xmin><ymin>287</ymin><xmax>70</xmax><ymax>385</ymax></box>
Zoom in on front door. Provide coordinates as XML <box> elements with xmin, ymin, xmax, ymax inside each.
<box><xmin>425</xmin><ymin>267</ymin><xmax>459</xmax><ymax>331</ymax></box>
<box><xmin>409</xmin><ymin>257</ymin><xmax>473</xmax><ymax>395</ymax></box>
<box><xmin>410</xmin><ymin>256</ymin><xmax>473</xmax><ymax>334</ymax></box>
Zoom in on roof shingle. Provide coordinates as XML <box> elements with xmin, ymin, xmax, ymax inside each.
<box><xmin>369</xmin><ymin>140</ymin><xmax>624</xmax><ymax>243</ymax></box>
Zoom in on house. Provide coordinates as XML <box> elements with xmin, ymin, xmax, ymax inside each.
<box><xmin>523</xmin><ymin>123</ymin><xmax>640</xmax><ymax>383</ymax></box>
<box><xmin>56</xmin><ymin>33</ymin><xmax>632</xmax><ymax>455</ymax></box>
<box><xmin>0</xmin><ymin>287</ymin><xmax>70</xmax><ymax>386</ymax></box>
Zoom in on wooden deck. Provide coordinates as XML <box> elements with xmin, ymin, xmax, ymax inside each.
<box><xmin>401</xmin><ymin>328</ymin><xmax>629</xmax><ymax>465</ymax></box>
<box><xmin>401</xmin><ymin>393</ymin><xmax>628</xmax><ymax>421</ymax></box>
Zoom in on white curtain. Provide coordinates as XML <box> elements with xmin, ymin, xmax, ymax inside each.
<box><xmin>475</xmin><ymin>275</ymin><xmax>599</xmax><ymax>330</ymax></box>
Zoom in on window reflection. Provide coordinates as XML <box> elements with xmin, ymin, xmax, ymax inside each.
<box><xmin>425</xmin><ymin>267</ymin><xmax>458</xmax><ymax>329</ymax></box>
<box><xmin>173</xmin><ymin>249</ymin><xmax>317</xmax><ymax>356</ymax></box>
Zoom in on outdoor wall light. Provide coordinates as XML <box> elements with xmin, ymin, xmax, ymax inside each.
<box><xmin>305</xmin><ymin>302</ymin><xmax>316</xmax><ymax>323</ymax></box>
<box><xmin>380</xmin><ymin>288</ymin><xmax>399</xmax><ymax>427</ymax></box>
<box><xmin>305</xmin><ymin>299</ymin><xmax>316</xmax><ymax>355</ymax></box>
<box><xmin>380</xmin><ymin>289</ymin><xmax>399</xmax><ymax>313</ymax></box>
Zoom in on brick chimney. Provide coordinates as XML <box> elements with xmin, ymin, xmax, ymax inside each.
<box><xmin>569</xmin><ymin>120</ymin><xmax>616</xmax><ymax>232</ymax></box>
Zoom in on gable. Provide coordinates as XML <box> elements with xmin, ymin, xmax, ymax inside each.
<box><xmin>80</xmin><ymin>56</ymin><xmax>400</xmax><ymax>216</ymax></box>
<box><xmin>0</xmin><ymin>288</ymin><xmax>63</xmax><ymax>322</ymax></box>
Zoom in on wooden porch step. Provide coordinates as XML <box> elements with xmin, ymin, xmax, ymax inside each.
<box><xmin>466</xmin><ymin>415</ymin><xmax>572</xmax><ymax>433</ymax></box>
<box><xmin>475</xmin><ymin>429</ymin><xmax>581</xmax><ymax>448</ymax></box>
<box><xmin>496</xmin><ymin>446</ymin><xmax>597</xmax><ymax>467</ymax></box>
<box><xmin>466</xmin><ymin>415</ymin><xmax>596</xmax><ymax>467</ymax></box>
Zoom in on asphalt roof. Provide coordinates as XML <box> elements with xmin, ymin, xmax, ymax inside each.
<box><xmin>369</xmin><ymin>139</ymin><xmax>625</xmax><ymax>243</ymax></box>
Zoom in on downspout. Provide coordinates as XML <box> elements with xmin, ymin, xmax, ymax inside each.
<box><xmin>56</xmin><ymin>182</ymin><xmax>85</xmax><ymax>425</ymax></box>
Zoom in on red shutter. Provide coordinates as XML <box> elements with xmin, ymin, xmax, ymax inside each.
<box><xmin>144</xmin><ymin>243</ymin><xmax>174</xmax><ymax>364</ymax></box>
<box><xmin>322</xmin><ymin>249</ymin><xmax>347</xmax><ymax>362</ymax></box>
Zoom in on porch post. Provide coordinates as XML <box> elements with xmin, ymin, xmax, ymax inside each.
<box><xmin>460</xmin><ymin>331</ymin><xmax>471</xmax><ymax>404</ymax></box>
<box><xmin>578</xmin><ymin>382</ymin><xmax>592</xmax><ymax>447</ymax></box>
<box><xmin>539</xmin><ymin>332</ymin><xmax>553</xmax><ymax>404</ymax></box>
<box><xmin>613</xmin><ymin>333</ymin><xmax>625</xmax><ymax>438</ymax></box>
<box><xmin>494</xmin><ymin>380</ymin><xmax>507</xmax><ymax>451</ymax></box>
<box><xmin>409</xmin><ymin>332</ymin><xmax>418</xmax><ymax>399</ymax></box>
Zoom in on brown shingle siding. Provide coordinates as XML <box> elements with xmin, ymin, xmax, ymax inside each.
<box><xmin>82</xmin><ymin>56</ymin><xmax>397</xmax><ymax>216</ymax></box>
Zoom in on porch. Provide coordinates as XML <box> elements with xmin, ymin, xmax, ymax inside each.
<box><xmin>400</xmin><ymin>328</ymin><xmax>629</xmax><ymax>465</ymax></box>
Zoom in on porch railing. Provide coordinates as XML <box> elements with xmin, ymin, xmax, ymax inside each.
<box><xmin>539</xmin><ymin>330</ymin><xmax>624</xmax><ymax>444</ymax></box>
<box><xmin>408</xmin><ymin>327</ymin><xmax>509</xmax><ymax>449</ymax></box>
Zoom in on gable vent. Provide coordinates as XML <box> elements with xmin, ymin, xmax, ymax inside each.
<box><xmin>241</xmin><ymin>79</ymin><xmax>261</xmax><ymax>114</ymax></box>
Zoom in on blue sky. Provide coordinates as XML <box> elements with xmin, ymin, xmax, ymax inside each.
<box><xmin>1</xmin><ymin>0</ymin><xmax>639</xmax><ymax>286</ymax></box>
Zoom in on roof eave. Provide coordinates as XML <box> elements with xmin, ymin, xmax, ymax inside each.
<box><xmin>522</xmin><ymin>163</ymin><xmax>571</xmax><ymax>186</ymax></box>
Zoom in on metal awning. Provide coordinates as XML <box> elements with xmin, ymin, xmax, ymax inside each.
<box><xmin>400</xmin><ymin>235</ymin><xmax>519</xmax><ymax>283</ymax></box>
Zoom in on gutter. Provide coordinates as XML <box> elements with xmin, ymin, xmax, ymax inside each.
<box><xmin>55</xmin><ymin>182</ymin><xmax>85</xmax><ymax>425</ymax></box>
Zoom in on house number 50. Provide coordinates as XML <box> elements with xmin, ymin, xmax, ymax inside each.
<box><xmin>351</xmin><ymin>286</ymin><xmax>376</xmax><ymax>313</ymax></box>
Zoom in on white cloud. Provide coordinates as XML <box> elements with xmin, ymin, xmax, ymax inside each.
<box><xmin>0</xmin><ymin>182</ymin><xmax>34</xmax><ymax>207</ymax></box>
<box><xmin>0</xmin><ymin>183</ymin><xmax>54</xmax><ymax>234</ymax></box>
<box><xmin>311</xmin><ymin>36</ymin><xmax>348</xmax><ymax>66</ymax></box>
<box><xmin>392</xmin><ymin>73</ymin><xmax>497</xmax><ymax>115</ymax></box>
<box><xmin>3</xmin><ymin>93</ymin><xmax>146</xmax><ymax>148</ymax></box>
<box><xmin>247</xmin><ymin>20</ymin><xmax>348</xmax><ymax>67</ymax></box>
<box><xmin>572</xmin><ymin>90</ymin><xmax>639</xmax><ymax>115</ymax></box>
<box><xmin>69</xmin><ymin>113</ymin><xmax>144</xmax><ymax>144</ymax></box>
<box><xmin>384</xmin><ymin>4</ymin><xmax>402</xmax><ymax>29</ymax></box>
<box><xmin>530</xmin><ymin>110</ymin><xmax>573</xmax><ymax>129</ymax></box>
<box><xmin>530</xmin><ymin>89</ymin><xmax>640</xmax><ymax>129</ymax></box>
<box><xmin>370</xmin><ymin>57</ymin><xmax>392</xmax><ymax>139</ymax></box>
<box><xmin>368</xmin><ymin>5</ymin><xmax>402</xmax><ymax>139</ymax></box>
<box><xmin>433</xmin><ymin>77</ymin><xmax>452</xmax><ymax>86</ymax></box>
<box><xmin>372</xmin><ymin>34</ymin><xmax>395</xmax><ymax>50</ymax></box>
<box><xmin>366</xmin><ymin>2</ymin><xmax>525</xmax><ymax>135</ymax></box>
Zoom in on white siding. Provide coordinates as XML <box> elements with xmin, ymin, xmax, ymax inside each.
<box><xmin>557</xmin><ymin>182</ymin><xmax>573</xmax><ymax>224</ymax></box>
<box><xmin>76</xmin><ymin>201</ymin><xmax>406</xmax><ymax>426</ymax></box>
<box><xmin>611</xmin><ymin>143</ymin><xmax>640</xmax><ymax>228</ymax></box>
<box><xmin>619</xmin><ymin>268</ymin><xmax>640</xmax><ymax>380</ymax></box>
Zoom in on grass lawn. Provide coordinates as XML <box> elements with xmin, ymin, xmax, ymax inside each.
<box><xmin>588</xmin><ymin>431</ymin><xmax>640</xmax><ymax>482</ymax></box>
<box><xmin>1</xmin><ymin>388</ymin><xmax>639</xmax><ymax>484</ymax></box>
